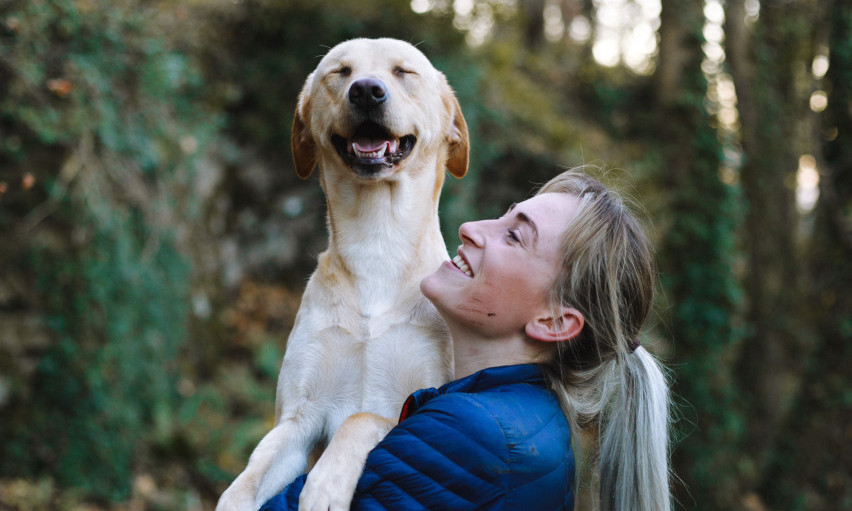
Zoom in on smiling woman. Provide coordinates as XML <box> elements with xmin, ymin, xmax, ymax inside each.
<box><xmin>420</xmin><ymin>193</ymin><xmax>583</xmax><ymax>375</ymax></box>
<box><xmin>259</xmin><ymin>169</ymin><xmax>671</xmax><ymax>511</ymax></box>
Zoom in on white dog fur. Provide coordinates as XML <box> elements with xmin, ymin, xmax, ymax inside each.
<box><xmin>216</xmin><ymin>38</ymin><xmax>468</xmax><ymax>511</ymax></box>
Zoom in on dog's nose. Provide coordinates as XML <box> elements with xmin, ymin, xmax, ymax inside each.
<box><xmin>348</xmin><ymin>78</ymin><xmax>388</xmax><ymax>109</ymax></box>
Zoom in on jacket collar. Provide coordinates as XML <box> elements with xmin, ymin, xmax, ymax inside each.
<box><xmin>399</xmin><ymin>364</ymin><xmax>545</xmax><ymax>421</ymax></box>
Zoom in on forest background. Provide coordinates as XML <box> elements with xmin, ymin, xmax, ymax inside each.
<box><xmin>0</xmin><ymin>0</ymin><xmax>849</xmax><ymax>509</ymax></box>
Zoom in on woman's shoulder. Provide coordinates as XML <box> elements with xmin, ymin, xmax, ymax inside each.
<box><xmin>464</xmin><ymin>382</ymin><xmax>574</xmax><ymax>506</ymax></box>
<box><xmin>394</xmin><ymin>391</ymin><xmax>509</xmax><ymax>455</ymax></box>
<box><xmin>355</xmin><ymin>377</ymin><xmax>575</xmax><ymax>510</ymax></box>
<box><xmin>411</xmin><ymin>382</ymin><xmax>574</xmax><ymax>502</ymax></box>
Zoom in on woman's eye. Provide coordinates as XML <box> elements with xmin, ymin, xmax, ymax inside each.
<box><xmin>506</xmin><ymin>229</ymin><xmax>521</xmax><ymax>244</ymax></box>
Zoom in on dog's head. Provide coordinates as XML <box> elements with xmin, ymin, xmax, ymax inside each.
<box><xmin>292</xmin><ymin>38</ymin><xmax>469</xmax><ymax>181</ymax></box>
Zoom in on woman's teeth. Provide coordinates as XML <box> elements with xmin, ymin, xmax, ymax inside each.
<box><xmin>452</xmin><ymin>255</ymin><xmax>472</xmax><ymax>277</ymax></box>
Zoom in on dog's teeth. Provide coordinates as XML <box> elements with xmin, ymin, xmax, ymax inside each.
<box><xmin>351</xmin><ymin>143</ymin><xmax>389</xmax><ymax>160</ymax></box>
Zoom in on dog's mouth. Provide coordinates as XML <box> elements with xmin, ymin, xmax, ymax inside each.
<box><xmin>331</xmin><ymin>121</ymin><xmax>416</xmax><ymax>176</ymax></box>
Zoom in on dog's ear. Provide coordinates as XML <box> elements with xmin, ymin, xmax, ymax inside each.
<box><xmin>292</xmin><ymin>73</ymin><xmax>318</xmax><ymax>179</ymax></box>
<box><xmin>443</xmin><ymin>85</ymin><xmax>469</xmax><ymax>179</ymax></box>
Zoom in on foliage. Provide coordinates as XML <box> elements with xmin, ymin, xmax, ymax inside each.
<box><xmin>0</xmin><ymin>0</ymin><xmax>845</xmax><ymax>509</ymax></box>
<box><xmin>0</xmin><ymin>0</ymin><xmax>220</xmax><ymax>501</ymax></box>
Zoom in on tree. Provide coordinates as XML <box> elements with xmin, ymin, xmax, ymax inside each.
<box><xmin>726</xmin><ymin>0</ymin><xmax>813</xmax><ymax>484</ymax></box>
<box><xmin>762</xmin><ymin>1</ymin><xmax>852</xmax><ymax>508</ymax></box>
<box><xmin>653</xmin><ymin>1</ymin><xmax>745</xmax><ymax>508</ymax></box>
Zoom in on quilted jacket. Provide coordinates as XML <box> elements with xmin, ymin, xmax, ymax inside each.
<box><xmin>260</xmin><ymin>363</ymin><xmax>575</xmax><ymax>510</ymax></box>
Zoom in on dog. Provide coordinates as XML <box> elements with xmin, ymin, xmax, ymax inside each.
<box><xmin>216</xmin><ymin>38</ymin><xmax>469</xmax><ymax>511</ymax></box>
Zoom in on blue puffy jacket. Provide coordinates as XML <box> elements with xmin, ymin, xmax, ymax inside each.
<box><xmin>261</xmin><ymin>364</ymin><xmax>575</xmax><ymax>510</ymax></box>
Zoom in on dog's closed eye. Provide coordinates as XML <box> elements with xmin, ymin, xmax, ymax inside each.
<box><xmin>393</xmin><ymin>66</ymin><xmax>416</xmax><ymax>77</ymax></box>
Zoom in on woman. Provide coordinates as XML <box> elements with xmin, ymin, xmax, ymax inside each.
<box><xmin>262</xmin><ymin>170</ymin><xmax>671</xmax><ymax>511</ymax></box>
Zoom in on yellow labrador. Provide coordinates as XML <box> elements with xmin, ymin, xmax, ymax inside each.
<box><xmin>217</xmin><ymin>38</ymin><xmax>468</xmax><ymax>511</ymax></box>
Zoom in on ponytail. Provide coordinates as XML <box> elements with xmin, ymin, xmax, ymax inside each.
<box><xmin>599</xmin><ymin>347</ymin><xmax>670</xmax><ymax>511</ymax></box>
<box><xmin>536</xmin><ymin>169</ymin><xmax>671</xmax><ymax>511</ymax></box>
<box><xmin>545</xmin><ymin>347</ymin><xmax>670</xmax><ymax>511</ymax></box>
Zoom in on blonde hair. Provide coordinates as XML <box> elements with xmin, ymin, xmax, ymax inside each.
<box><xmin>537</xmin><ymin>170</ymin><xmax>671</xmax><ymax>511</ymax></box>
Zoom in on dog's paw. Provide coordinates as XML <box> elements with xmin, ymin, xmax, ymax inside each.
<box><xmin>216</xmin><ymin>483</ymin><xmax>258</xmax><ymax>511</ymax></box>
<box><xmin>298</xmin><ymin>413</ymin><xmax>396</xmax><ymax>511</ymax></box>
<box><xmin>299</xmin><ymin>463</ymin><xmax>357</xmax><ymax>511</ymax></box>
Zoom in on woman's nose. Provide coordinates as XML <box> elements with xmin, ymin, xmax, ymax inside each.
<box><xmin>459</xmin><ymin>220</ymin><xmax>486</xmax><ymax>246</ymax></box>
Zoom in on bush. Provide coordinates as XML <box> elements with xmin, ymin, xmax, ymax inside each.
<box><xmin>0</xmin><ymin>0</ymin><xmax>219</xmax><ymax>500</ymax></box>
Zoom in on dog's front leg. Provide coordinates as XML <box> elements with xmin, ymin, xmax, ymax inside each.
<box><xmin>217</xmin><ymin>417</ymin><xmax>320</xmax><ymax>511</ymax></box>
<box><xmin>298</xmin><ymin>413</ymin><xmax>397</xmax><ymax>511</ymax></box>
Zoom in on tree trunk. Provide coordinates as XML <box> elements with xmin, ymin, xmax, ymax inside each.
<box><xmin>761</xmin><ymin>1</ymin><xmax>852</xmax><ymax>508</ymax></box>
<box><xmin>656</xmin><ymin>0</ymin><xmax>692</xmax><ymax>107</ymax></box>
<box><xmin>520</xmin><ymin>0</ymin><xmax>546</xmax><ymax>49</ymax></box>
<box><xmin>654</xmin><ymin>1</ymin><xmax>745</xmax><ymax>509</ymax></box>
<box><xmin>726</xmin><ymin>0</ymin><xmax>811</xmax><ymax>482</ymax></box>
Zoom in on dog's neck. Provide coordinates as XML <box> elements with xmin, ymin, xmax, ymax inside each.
<box><xmin>319</xmin><ymin>164</ymin><xmax>448</xmax><ymax>314</ymax></box>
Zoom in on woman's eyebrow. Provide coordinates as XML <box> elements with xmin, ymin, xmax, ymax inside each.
<box><xmin>505</xmin><ymin>203</ymin><xmax>538</xmax><ymax>245</ymax></box>
<box><xmin>509</xmin><ymin>211</ymin><xmax>538</xmax><ymax>246</ymax></box>
<box><xmin>516</xmin><ymin>211</ymin><xmax>538</xmax><ymax>245</ymax></box>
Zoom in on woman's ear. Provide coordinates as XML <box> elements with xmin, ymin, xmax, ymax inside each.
<box><xmin>525</xmin><ymin>307</ymin><xmax>585</xmax><ymax>343</ymax></box>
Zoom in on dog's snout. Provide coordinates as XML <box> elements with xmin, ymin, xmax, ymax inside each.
<box><xmin>348</xmin><ymin>78</ymin><xmax>388</xmax><ymax>109</ymax></box>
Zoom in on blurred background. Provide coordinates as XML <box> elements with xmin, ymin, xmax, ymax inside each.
<box><xmin>0</xmin><ymin>0</ymin><xmax>849</xmax><ymax>509</ymax></box>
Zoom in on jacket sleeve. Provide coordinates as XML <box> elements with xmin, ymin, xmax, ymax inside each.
<box><xmin>257</xmin><ymin>395</ymin><xmax>512</xmax><ymax>511</ymax></box>
<box><xmin>350</xmin><ymin>394</ymin><xmax>510</xmax><ymax>510</ymax></box>
<box><xmin>258</xmin><ymin>474</ymin><xmax>305</xmax><ymax>511</ymax></box>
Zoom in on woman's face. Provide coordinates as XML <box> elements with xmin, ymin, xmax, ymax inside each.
<box><xmin>421</xmin><ymin>192</ymin><xmax>580</xmax><ymax>339</ymax></box>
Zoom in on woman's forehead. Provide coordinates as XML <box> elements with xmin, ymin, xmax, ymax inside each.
<box><xmin>517</xmin><ymin>193</ymin><xmax>579</xmax><ymax>224</ymax></box>
<box><xmin>514</xmin><ymin>193</ymin><xmax>580</xmax><ymax>249</ymax></box>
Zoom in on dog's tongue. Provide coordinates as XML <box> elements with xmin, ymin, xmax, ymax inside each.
<box><xmin>352</xmin><ymin>137</ymin><xmax>399</xmax><ymax>154</ymax></box>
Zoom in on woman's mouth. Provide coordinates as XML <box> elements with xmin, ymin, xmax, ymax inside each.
<box><xmin>452</xmin><ymin>254</ymin><xmax>473</xmax><ymax>277</ymax></box>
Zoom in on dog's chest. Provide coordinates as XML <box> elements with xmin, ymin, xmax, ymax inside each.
<box><xmin>302</xmin><ymin>307</ymin><xmax>450</xmax><ymax>439</ymax></box>
<box><xmin>359</xmin><ymin>316</ymin><xmax>449</xmax><ymax>411</ymax></box>
<box><xmin>346</xmin><ymin>304</ymin><xmax>449</xmax><ymax>402</ymax></box>
<box><xmin>295</xmin><ymin>274</ymin><xmax>451</xmax><ymax>407</ymax></box>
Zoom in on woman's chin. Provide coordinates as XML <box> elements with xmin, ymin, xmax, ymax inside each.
<box><xmin>420</xmin><ymin>271</ymin><xmax>441</xmax><ymax>303</ymax></box>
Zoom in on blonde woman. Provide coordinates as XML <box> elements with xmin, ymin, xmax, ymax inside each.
<box><xmin>262</xmin><ymin>170</ymin><xmax>671</xmax><ymax>511</ymax></box>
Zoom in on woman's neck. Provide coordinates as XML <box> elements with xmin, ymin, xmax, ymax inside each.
<box><xmin>451</xmin><ymin>328</ymin><xmax>556</xmax><ymax>380</ymax></box>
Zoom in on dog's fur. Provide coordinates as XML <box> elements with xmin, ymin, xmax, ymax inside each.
<box><xmin>216</xmin><ymin>38</ymin><xmax>468</xmax><ymax>510</ymax></box>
